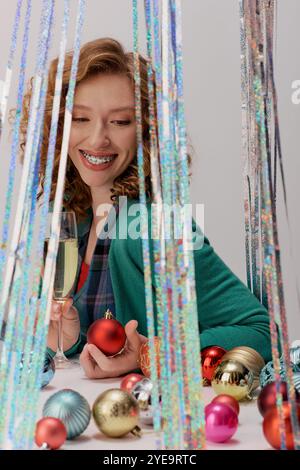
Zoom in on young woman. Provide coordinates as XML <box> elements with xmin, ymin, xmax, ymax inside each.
<box><xmin>19</xmin><ymin>38</ymin><xmax>272</xmax><ymax>379</ymax></box>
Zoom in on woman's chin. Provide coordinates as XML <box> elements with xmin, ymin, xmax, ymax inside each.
<box><xmin>79</xmin><ymin>172</ymin><xmax>113</xmax><ymax>190</ymax></box>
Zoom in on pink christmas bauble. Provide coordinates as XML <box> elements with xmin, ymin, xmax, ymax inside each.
<box><xmin>205</xmin><ymin>402</ymin><xmax>238</xmax><ymax>443</ymax></box>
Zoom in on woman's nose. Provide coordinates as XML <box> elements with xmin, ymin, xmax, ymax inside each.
<box><xmin>88</xmin><ymin>123</ymin><xmax>111</xmax><ymax>148</ymax></box>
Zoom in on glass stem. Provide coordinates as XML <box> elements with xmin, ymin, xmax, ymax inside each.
<box><xmin>56</xmin><ymin>299</ymin><xmax>66</xmax><ymax>358</ymax></box>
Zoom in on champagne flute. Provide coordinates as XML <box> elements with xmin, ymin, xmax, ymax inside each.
<box><xmin>44</xmin><ymin>211</ymin><xmax>79</xmax><ymax>369</ymax></box>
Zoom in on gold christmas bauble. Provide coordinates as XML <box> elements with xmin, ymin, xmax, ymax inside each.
<box><xmin>221</xmin><ymin>346</ymin><xmax>265</xmax><ymax>391</ymax></box>
<box><xmin>92</xmin><ymin>389</ymin><xmax>141</xmax><ymax>438</ymax></box>
<box><xmin>211</xmin><ymin>359</ymin><xmax>254</xmax><ymax>401</ymax></box>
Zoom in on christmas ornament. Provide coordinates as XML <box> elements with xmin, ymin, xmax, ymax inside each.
<box><xmin>120</xmin><ymin>373</ymin><xmax>144</xmax><ymax>393</ymax></box>
<box><xmin>132</xmin><ymin>377</ymin><xmax>153</xmax><ymax>410</ymax></box>
<box><xmin>263</xmin><ymin>402</ymin><xmax>300</xmax><ymax>450</ymax></box>
<box><xmin>35</xmin><ymin>417</ymin><xmax>67</xmax><ymax>450</ymax></box>
<box><xmin>290</xmin><ymin>346</ymin><xmax>300</xmax><ymax>372</ymax></box>
<box><xmin>257</xmin><ymin>381</ymin><xmax>300</xmax><ymax>417</ymax></box>
<box><xmin>87</xmin><ymin>309</ymin><xmax>126</xmax><ymax>357</ymax></box>
<box><xmin>211</xmin><ymin>394</ymin><xmax>240</xmax><ymax>416</ymax></box>
<box><xmin>222</xmin><ymin>346</ymin><xmax>264</xmax><ymax>391</ymax></box>
<box><xmin>260</xmin><ymin>346</ymin><xmax>300</xmax><ymax>388</ymax></box>
<box><xmin>138</xmin><ymin>336</ymin><xmax>161</xmax><ymax>378</ymax></box>
<box><xmin>92</xmin><ymin>389</ymin><xmax>141</xmax><ymax>438</ymax></box>
<box><xmin>17</xmin><ymin>350</ymin><xmax>55</xmax><ymax>389</ymax></box>
<box><xmin>43</xmin><ymin>389</ymin><xmax>91</xmax><ymax>439</ymax></box>
<box><xmin>211</xmin><ymin>359</ymin><xmax>254</xmax><ymax>401</ymax></box>
<box><xmin>40</xmin><ymin>353</ymin><xmax>55</xmax><ymax>389</ymax></box>
<box><xmin>201</xmin><ymin>346</ymin><xmax>227</xmax><ymax>383</ymax></box>
<box><xmin>205</xmin><ymin>402</ymin><xmax>238</xmax><ymax>443</ymax></box>
<box><xmin>131</xmin><ymin>377</ymin><xmax>158</xmax><ymax>425</ymax></box>
<box><xmin>294</xmin><ymin>373</ymin><xmax>300</xmax><ymax>394</ymax></box>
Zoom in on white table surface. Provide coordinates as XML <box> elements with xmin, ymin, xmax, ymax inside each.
<box><xmin>37</xmin><ymin>360</ymin><xmax>273</xmax><ymax>451</ymax></box>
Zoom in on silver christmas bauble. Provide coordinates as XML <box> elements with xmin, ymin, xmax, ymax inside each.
<box><xmin>131</xmin><ymin>377</ymin><xmax>161</xmax><ymax>425</ymax></box>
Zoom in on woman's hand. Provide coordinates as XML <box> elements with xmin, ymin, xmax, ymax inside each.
<box><xmin>47</xmin><ymin>299</ymin><xmax>80</xmax><ymax>352</ymax></box>
<box><xmin>79</xmin><ymin>320</ymin><xmax>147</xmax><ymax>379</ymax></box>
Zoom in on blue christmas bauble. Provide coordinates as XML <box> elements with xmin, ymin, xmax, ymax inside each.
<box><xmin>43</xmin><ymin>389</ymin><xmax>91</xmax><ymax>439</ymax></box>
<box><xmin>17</xmin><ymin>350</ymin><xmax>55</xmax><ymax>388</ymax></box>
<box><xmin>41</xmin><ymin>353</ymin><xmax>55</xmax><ymax>388</ymax></box>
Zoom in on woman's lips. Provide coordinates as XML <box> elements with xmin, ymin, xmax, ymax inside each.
<box><xmin>78</xmin><ymin>150</ymin><xmax>117</xmax><ymax>172</ymax></box>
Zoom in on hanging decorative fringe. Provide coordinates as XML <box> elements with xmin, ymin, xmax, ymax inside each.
<box><xmin>239</xmin><ymin>0</ymin><xmax>300</xmax><ymax>450</ymax></box>
<box><xmin>0</xmin><ymin>0</ymin><xmax>86</xmax><ymax>449</ymax></box>
<box><xmin>0</xmin><ymin>0</ymin><xmax>205</xmax><ymax>451</ymax></box>
<box><xmin>133</xmin><ymin>0</ymin><xmax>205</xmax><ymax>449</ymax></box>
<box><xmin>1</xmin><ymin>0</ymin><xmax>297</xmax><ymax>452</ymax></box>
<box><xmin>0</xmin><ymin>0</ymin><xmax>22</xmax><ymax>142</ymax></box>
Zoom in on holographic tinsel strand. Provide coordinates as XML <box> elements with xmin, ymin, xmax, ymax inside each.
<box><xmin>0</xmin><ymin>0</ymin><xmax>83</xmax><ymax>450</ymax></box>
<box><xmin>265</xmin><ymin>0</ymin><xmax>300</xmax><ymax>325</ymax></box>
<box><xmin>0</xmin><ymin>0</ymin><xmax>32</xmax><ymax>292</ymax></box>
<box><xmin>21</xmin><ymin>5</ymin><xmax>71</xmax><ymax>446</ymax></box>
<box><xmin>0</xmin><ymin>0</ymin><xmax>22</xmax><ymax>141</ymax></box>
<box><xmin>10</xmin><ymin>117</ymin><xmax>44</xmax><ymax>448</ymax></box>
<box><xmin>25</xmin><ymin>0</ymin><xmax>85</xmax><ymax>450</ymax></box>
<box><xmin>239</xmin><ymin>0</ymin><xmax>300</xmax><ymax>450</ymax></box>
<box><xmin>16</xmin><ymin>0</ymin><xmax>71</xmax><ymax>447</ymax></box>
<box><xmin>260</xmin><ymin>1</ymin><xmax>300</xmax><ymax>448</ymax></box>
<box><xmin>143</xmin><ymin>0</ymin><xmax>164</xmax><ymax>447</ymax></box>
<box><xmin>161</xmin><ymin>0</ymin><xmax>178</xmax><ymax>448</ymax></box>
<box><xmin>171</xmin><ymin>0</ymin><xmax>205</xmax><ymax>449</ymax></box>
<box><xmin>133</xmin><ymin>0</ymin><xmax>164</xmax><ymax>449</ymax></box>
<box><xmin>151</xmin><ymin>0</ymin><xmax>172</xmax><ymax>451</ymax></box>
<box><xmin>165</xmin><ymin>1</ymin><xmax>189</xmax><ymax>448</ymax></box>
<box><xmin>240</xmin><ymin>0</ymin><xmax>286</xmax><ymax>450</ymax></box>
<box><xmin>260</xmin><ymin>0</ymin><xmax>300</xmax><ymax>449</ymax></box>
<box><xmin>142</xmin><ymin>0</ymin><xmax>204</xmax><ymax>449</ymax></box>
<box><xmin>0</xmin><ymin>0</ymin><xmax>55</xmax><ymax>449</ymax></box>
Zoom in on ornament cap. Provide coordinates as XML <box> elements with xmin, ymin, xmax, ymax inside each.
<box><xmin>131</xmin><ymin>425</ymin><xmax>142</xmax><ymax>438</ymax></box>
<box><xmin>104</xmin><ymin>309</ymin><xmax>114</xmax><ymax>320</ymax></box>
<box><xmin>40</xmin><ymin>442</ymin><xmax>50</xmax><ymax>450</ymax></box>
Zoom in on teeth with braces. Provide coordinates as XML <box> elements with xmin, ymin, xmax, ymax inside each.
<box><xmin>81</xmin><ymin>150</ymin><xmax>116</xmax><ymax>165</ymax></box>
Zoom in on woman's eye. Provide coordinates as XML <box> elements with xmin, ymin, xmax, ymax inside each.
<box><xmin>111</xmin><ymin>120</ymin><xmax>131</xmax><ymax>126</ymax></box>
<box><xmin>72</xmin><ymin>117</ymin><xmax>89</xmax><ymax>122</ymax></box>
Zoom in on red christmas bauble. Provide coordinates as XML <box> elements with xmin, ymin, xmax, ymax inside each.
<box><xmin>258</xmin><ymin>381</ymin><xmax>300</xmax><ymax>417</ymax></box>
<box><xmin>35</xmin><ymin>417</ymin><xmax>67</xmax><ymax>450</ymax></box>
<box><xmin>87</xmin><ymin>310</ymin><xmax>126</xmax><ymax>356</ymax></box>
<box><xmin>139</xmin><ymin>337</ymin><xmax>161</xmax><ymax>378</ymax></box>
<box><xmin>263</xmin><ymin>402</ymin><xmax>300</xmax><ymax>450</ymax></box>
<box><xmin>120</xmin><ymin>373</ymin><xmax>144</xmax><ymax>393</ymax></box>
<box><xmin>201</xmin><ymin>346</ymin><xmax>227</xmax><ymax>382</ymax></box>
<box><xmin>211</xmin><ymin>394</ymin><xmax>240</xmax><ymax>416</ymax></box>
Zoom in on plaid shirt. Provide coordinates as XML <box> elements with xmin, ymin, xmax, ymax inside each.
<box><xmin>71</xmin><ymin>200</ymin><xmax>120</xmax><ymax>349</ymax></box>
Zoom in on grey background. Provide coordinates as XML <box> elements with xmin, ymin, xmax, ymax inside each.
<box><xmin>0</xmin><ymin>0</ymin><xmax>299</xmax><ymax>340</ymax></box>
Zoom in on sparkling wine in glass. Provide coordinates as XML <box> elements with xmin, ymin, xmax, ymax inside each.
<box><xmin>44</xmin><ymin>211</ymin><xmax>78</xmax><ymax>369</ymax></box>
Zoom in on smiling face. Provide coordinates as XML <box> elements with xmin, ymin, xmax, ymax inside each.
<box><xmin>68</xmin><ymin>73</ymin><xmax>137</xmax><ymax>195</ymax></box>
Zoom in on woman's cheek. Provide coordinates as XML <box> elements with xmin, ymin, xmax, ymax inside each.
<box><xmin>68</xmin><ymin>131</ymin><xmax>77</xmax><ymax>153</ymax></box>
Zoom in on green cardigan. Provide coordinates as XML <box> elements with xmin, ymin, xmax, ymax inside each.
<box><xmin>60</xmin><ymin>198</ymin><xmax>272</xmax><ymax>362</ymax></box>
